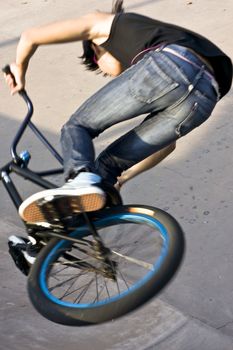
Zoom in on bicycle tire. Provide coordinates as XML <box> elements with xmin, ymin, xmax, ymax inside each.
<box><xmin>27</xmin><ymin>204</ymin><xmax>185</xmax><ymax>326</ymax></box>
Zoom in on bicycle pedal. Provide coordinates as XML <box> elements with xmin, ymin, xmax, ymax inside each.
<box><xmin>8</xmin><ymin>241</ymin><xmax>30</xmax><ymax>276</ymax></box>
<box><xmin>8</xmin><ymin>236</ymin><xmax>43</xmax><ymax>275</ymax></box>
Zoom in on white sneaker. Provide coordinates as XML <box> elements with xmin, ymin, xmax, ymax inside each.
<box><xmin>19</xmin><ymin>172</ymin><xmax>106</xmax><ymax>224</ymax></box>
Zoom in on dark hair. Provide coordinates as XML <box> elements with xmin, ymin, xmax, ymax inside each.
<box><xmin>80</xmin><ymin>0</ymin><xmax>124</xmax><ymax>72</ymax></box>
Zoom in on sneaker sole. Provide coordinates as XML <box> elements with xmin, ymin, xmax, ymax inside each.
<box><xmin>19</xmin><ymin>188</ymin><xmax>106</xmax><ymax>224</ymax></box>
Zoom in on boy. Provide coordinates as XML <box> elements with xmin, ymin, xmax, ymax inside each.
<box><xmin>5</xmin><ymin>0</ymin><xmax>232</xmax><ymax>224</ymax></box>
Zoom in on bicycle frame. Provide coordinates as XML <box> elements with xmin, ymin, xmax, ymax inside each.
<box><xmin>0</xmin><ymin>90</ymin><xmax>121</xmax><ymax>238</ymax></box>
<box><xmin>1</xmin><ymin>86</ymin><xmax>122</xmax><ymax>253</ymax></box>
<box><xmin>0</xmin><ymin>90</ymin><xmax>64</xmax><ymax>211</ymax></box>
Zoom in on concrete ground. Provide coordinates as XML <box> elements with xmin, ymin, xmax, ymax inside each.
<box><xmin>0</xmin><ymin>0</ymin><xmax>233</xmax><ymax>349</ymax></box>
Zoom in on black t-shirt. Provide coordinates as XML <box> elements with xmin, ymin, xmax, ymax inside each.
<box><xmin>102</xmin><ymin>13</ymin><xmax>232</xmax><ymax>98</ymax></box>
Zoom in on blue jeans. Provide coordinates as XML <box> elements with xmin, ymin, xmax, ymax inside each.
<box><xmin>61</xmin><ymin>44</ymin><xmax>218</xmax><ymax>184</ymax></box>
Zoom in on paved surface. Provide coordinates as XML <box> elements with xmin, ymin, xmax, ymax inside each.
<box><xmin>1</xmin><ymin>1</ymin><xmax>233</xmax><ymax>349</ymax></box>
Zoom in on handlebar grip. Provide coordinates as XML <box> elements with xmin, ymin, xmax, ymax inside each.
<box><xmin>2</xmin><ymin>65</ymin><xmax>11</xmax><ymax>75</ymax></box>
<box><xmin>2</xmin><ymin>64</ymin><xmax>17</xmax><ymax>86</ymax></box>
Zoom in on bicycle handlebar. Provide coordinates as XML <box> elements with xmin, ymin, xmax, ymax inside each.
<box><xmin>2</xmin><ymin>64</ymin><xmax>63</xmax><ymax>165</ymax></box>
<box><xmin>2</xmin><ymin>65</ymin><xmax>34</xmax><ymax>162</ymax></box>
<box><xmin>11</xmin><ymin>92</ymin><xmax>34</xmax><ymax>162</ymax></box>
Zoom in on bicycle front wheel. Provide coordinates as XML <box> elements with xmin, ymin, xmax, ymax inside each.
<box><xmin>28</xmin><ymin>205</ymin><xmax>185</xmax><ymax>326</ymax></box>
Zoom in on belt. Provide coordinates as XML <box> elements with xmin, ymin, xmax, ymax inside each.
<box><xmin>162</xmin><ymin>45</ymin><xmax>214</xmax><ymax>80</ymax></box>
<box><xmin>131</xmin><ymin>43</ymin><xmax>220</xmax><ymax>99</ymax></box>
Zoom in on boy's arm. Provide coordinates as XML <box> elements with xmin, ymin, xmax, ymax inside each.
<box><xmin>5</xmin><ymin>12</ymin><xmax>113</xmax><ymax>94</ymax></box>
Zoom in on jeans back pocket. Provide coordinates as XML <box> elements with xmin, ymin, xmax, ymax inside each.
<box><xmin>129</xmin><ymin>54</ymin><xmax>179</xmax><ymax>104</ymax></box>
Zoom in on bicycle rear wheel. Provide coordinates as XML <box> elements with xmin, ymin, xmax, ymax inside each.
<box><xmin>28</xmin><ymin>205</ymin><xmax>185</xmax><ymax>326</ymax></box>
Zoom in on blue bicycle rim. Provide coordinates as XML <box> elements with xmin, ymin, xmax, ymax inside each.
<box><xmin>39</xmin><ymin>212</ymin><xmax>169</xmax><ymax>308</ymax></box>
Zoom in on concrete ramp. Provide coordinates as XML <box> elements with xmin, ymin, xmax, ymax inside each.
<box><xmin>0</xmin><ymin>220</ymin><xmax>232</xmax><ymax>350</ymax></box>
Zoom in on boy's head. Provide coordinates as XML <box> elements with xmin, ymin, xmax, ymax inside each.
<box><xmin>81</xmin><ymin>0</ymin><xmax>124</xmax><ymax>72</ymax></box>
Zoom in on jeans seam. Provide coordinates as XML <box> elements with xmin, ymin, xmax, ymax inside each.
<box><xmin>175</xmin><ymin>102</ymin><xmax>199</xmax><ymax>137</ymax></box>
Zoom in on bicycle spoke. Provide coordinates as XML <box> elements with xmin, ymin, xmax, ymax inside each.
<box><xmin>104</xmin><ymin>278</ymin><xmax>111</xmax><ymax>299</ymax></box>
<box><xmin>93</xmin><ymin>273</ymin><xmax>117</xmax><ymax>303</ymax></box>
<box><xmin>62</xmin><ymin>279</ymin><xmax>94</xmax><ymax>301</ymax></box>
<box><xmin>111</xmin><ymin>250</ymin><xmax>154</xmax><ymax>270</ymax></box>
<box><xmin>60</xmin><ymin>276</ymin><xmax>78</xmax><ymax>300</ymax></box>
<box><xmin>49</xmin><ymin>273</ymin><xmax>83</xmax><ymax>292</ymax></box>
<box><xmin>50</xmin><ymin>264</ymin><xmax>71</xmax><ymax>277</ymax></box>
<box><xmin>74</xmin><ymin>278</ymin><xmax>95</xmax><ymax>304</ymax></box>
<box><xmin>117</xmin><ymin>268</ymin><xmax>130</xmax><ymax>289</ymax></box>
<box><xmin>95</xmin><ymin>273</ymin><xmax>99</xmax><ymax>302</ymax></box>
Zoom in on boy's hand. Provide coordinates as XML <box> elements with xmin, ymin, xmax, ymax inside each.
<box><xmin>3</xmin><ymin>63</ymin><xmax>26</xmax><ymax>95</ymax></box>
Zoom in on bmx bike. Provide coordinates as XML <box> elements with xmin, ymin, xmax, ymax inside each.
<box><xmin>1</xmin><ymin>66</ymin><xmax>185</xmax><ymax>326</ymax></box>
